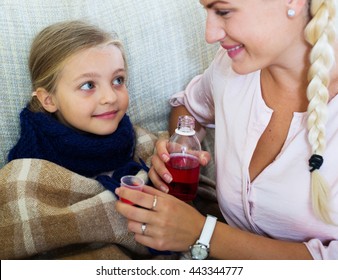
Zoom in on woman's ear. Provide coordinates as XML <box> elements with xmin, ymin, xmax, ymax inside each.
<box><xmin>35</xmin><ymin>88</ymin><xmax>58</xmax><ymax>113</ymax></box>
<box><xmin>286</xmin><ymin>0</ymin><xmax>308</xmax><ymax>16</ymax></box>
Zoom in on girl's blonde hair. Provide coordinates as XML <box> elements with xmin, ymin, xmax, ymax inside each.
<box><xmin>28</xmin><ymin>20</ymin><xmax>127</xmax><ymax>113</ymax></box>
<box><xmin>305</xmin><ymin>0</ymin><xmax>336</xmax><ymax>223</ymax></box>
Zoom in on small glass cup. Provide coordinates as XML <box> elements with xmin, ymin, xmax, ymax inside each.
<box><xmin>120</xmin><ymin>175</ymin><xmax>144</xmax><ymax>205</ymax></box>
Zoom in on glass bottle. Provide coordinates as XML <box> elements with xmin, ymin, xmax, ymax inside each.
<box><xmin>165</xmin><ymin>115</ymin><xmax>201</xmax><ymax>201</ymax></box>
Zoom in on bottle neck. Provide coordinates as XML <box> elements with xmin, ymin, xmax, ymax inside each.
<box><xmin>176</xmin><ymin>115</ymin><xmax>196</xmax><ymax>136</ymax></box>
<box><xmin>175</xmin><ymin>128</ymin><xmax>196</xmax><ymax>136</ymax></box>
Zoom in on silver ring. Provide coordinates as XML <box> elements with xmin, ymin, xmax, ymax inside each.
<box><xmin>141</xmin><ymin>223</ymin><xmax>147</xmax><ymax>235</ymax></box>
<box><xmin>152</xmin><ymin>195</ymin><xmax>158</xmax><ymax>210</ymax></box>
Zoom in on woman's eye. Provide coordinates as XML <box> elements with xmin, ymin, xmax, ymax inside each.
<box><xmin>113</xmin><ymin>76</ymin><xmax>125</xmax><ymax>86</ymax></box>
<box><xmin>80</xmin><ymin>81</ymin><xmax>95</xmax><ymax>90</ymax></box>
<box><xmin>216</xmin><ymin>10</ymin><xmax>229</xmax><ymax>17</ymax></box>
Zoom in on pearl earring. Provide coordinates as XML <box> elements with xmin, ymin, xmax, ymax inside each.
<box><xmin>287</xmin><ymin>9</ymin><xmax>296</xmax><ymax>17</ymax></box>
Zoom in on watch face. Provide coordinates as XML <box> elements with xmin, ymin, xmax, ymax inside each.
<box><xmin>191</xmin><ymin>244</ymin><xmax>209</xmax><ymax>260</ymax></box>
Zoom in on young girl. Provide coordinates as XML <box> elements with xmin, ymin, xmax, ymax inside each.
<box><xmin>8</xmin><ymin>20</ymin><xmax>147</xmax><ymax>192</ymax></box>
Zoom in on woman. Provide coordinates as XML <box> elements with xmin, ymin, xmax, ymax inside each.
<box><xmin>115</xmin><ymin>0</ymin><xmax>338</xmax><ymax>259</ymax></box>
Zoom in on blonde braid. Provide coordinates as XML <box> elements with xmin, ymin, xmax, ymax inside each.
<box><xmin>304</xmin><ymin>0</ymin><xmax>336</xmax><ymax>223</ymax></box>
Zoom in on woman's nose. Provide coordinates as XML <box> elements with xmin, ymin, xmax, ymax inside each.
<box><xmin>205</xmin><ymin>12</ymin><xmax>226</xmax><ymax>44</ymax></box>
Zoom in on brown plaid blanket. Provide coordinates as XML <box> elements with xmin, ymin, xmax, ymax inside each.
<box><xmin>0</xmin><ymin>126</ymin><xmax>221</xmax><ymax>260</ymax></box>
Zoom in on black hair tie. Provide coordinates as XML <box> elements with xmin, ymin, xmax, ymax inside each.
<box><xmin>309</xmin><ymin>154</ymin><xmax>323</xmax><ymax>172</ymax></box>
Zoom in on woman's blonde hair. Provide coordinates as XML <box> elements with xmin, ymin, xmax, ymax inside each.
<box><xmin>305</xmin><ymin>0</ymin><xmax>336</xmax><ymax>223</ymax></box>
<box><xmin>28</xmin><ymin>20</ymin><xmax>127</xmax><ymax>112</ymax></box>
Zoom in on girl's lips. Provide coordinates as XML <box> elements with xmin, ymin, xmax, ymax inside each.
<box><xmin>93</xmin><ymin>110</ymin><xmax>117</xmax><ymax>119</ymax></box>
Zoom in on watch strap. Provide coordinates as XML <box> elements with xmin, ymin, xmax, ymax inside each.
<box><xmin>197</xmin><ymin>214</ymin><xmax>217</xmax><ymax>247</ymax></box>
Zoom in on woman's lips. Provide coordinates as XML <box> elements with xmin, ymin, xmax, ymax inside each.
<box><xmin>221</xmin><ymin>44</ymin><xmax>244</xmax><ymax>58</ymax></box>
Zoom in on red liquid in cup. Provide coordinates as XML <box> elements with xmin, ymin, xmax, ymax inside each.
<box><xmin>120</xmin><ymin>180</ymin><xmax>143</xmax><ymax>205</ymax></box>
<box><xmin>121</xmin><ymin>197</ymin><xmax>135</xmax><ymax>205</ymax></box>
<box><xmin>165</xmin><ymin>153</ymin><xmax>200</xmax><ymax>201</ymax></box>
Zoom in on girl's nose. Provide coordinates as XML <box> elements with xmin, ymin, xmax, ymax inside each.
<box><xmin>100</xmin><ymin>88</ymin><xmax>118</xmax><ymax>104</ymax></box>
<box><xmin>205</xmin><ymin>12</ymin><xmax>226</xmax><ymax>44</ymax></box>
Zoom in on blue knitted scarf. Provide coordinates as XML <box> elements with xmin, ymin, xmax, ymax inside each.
<box><xmin>8</xmin><ymin>108</ymin><xmax>147</xmax><ymax>193</ymax></box>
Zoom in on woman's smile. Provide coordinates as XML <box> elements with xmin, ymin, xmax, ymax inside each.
<box><xmin>221</xmin><ymin>43</ymin><xmax>244</xmax><ymax>58</ymax></box>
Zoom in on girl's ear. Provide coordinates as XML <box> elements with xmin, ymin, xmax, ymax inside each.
<box><xmin>35</xmin><ymin>88</ymin><xmax>58</xmax><ymax>113</ymax></box>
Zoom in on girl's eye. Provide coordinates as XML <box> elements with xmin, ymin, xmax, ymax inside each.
<box><xmin>113</xmin><ymin>76</ymin><xmax>125</xmax><ymax>86</ymax></box>
<box><xmin>80</xmin><ymin>81</ymin><xmax>95</xmax><ymax>90</ymax></box>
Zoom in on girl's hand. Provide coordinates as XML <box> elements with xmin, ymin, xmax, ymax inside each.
<box><xmin>115</xmin><ymin>185</ymin><xmax>205</xmax><ymax>252</ymax></box>
<box><xmin>148</xmin><ymin>138</ymin><xmax>211</xmax><ymax>193</ymax></box>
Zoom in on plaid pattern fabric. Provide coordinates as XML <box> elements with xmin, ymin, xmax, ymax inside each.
<box><xmin>0</xmin><ymin>158</ymin><xmax>149</xmax><ymax>259</ymax></box>
<box><xmin>0</xmin><ymin>126</ymin><xmax>180</xmax><ymax>259</ymax></box>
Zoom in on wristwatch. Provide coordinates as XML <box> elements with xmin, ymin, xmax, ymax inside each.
<box><xmin>190</xmin><ymin>214</ymin><xmax>217</xmax><ymax>260</ymax></box>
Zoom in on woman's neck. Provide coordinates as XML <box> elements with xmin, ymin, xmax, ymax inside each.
<box><xmin>260</xmin><ymin>66</ymin><xmax>309</xmax><ymax>113</ymax></box>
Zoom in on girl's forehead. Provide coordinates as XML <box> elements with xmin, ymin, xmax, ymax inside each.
<box><xmin>58</xmin><ymin>44</ymin><xmax>125</xmax><ymax>76</ymax></box>
<box><xmin>63</xmin><ymin>44</ymin><xmax>122</xmax><ymax>63</ymax></box>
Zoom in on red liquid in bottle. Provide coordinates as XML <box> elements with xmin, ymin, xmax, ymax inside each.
<box><xmin>165</xmin><ymin>153</ymin><xmax>200</xmax><ymax>201</ymax></box>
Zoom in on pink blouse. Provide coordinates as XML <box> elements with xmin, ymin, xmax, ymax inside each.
<box><xmin>170</xmin><ymin>48</ymin><xmax>338</xmax><ymax>259</ymax></box>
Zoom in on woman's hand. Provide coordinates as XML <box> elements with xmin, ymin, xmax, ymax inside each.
<box><xmin>115</xmin><ymin>185</ymin><xmax>205</xmax><ymax>252</ymax></box>
<box><xmin>148</xmin><ymin>138</ymin><xmax>211</xmax><ymax>193</ymax></box>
